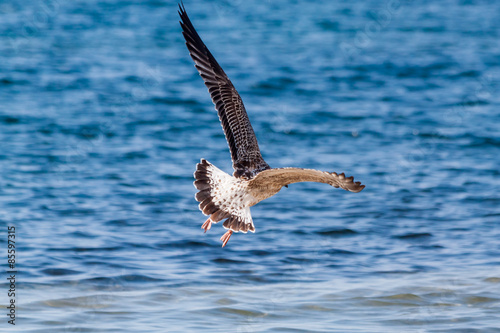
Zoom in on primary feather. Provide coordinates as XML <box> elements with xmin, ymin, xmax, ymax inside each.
<box><xmin>179</xmin><ymin>4</ymin><xmax>270</xmax><ymax>179</ymax></box>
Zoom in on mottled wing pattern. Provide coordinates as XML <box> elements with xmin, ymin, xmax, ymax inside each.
<box><xmin>248</xmin><ymin>167</ymin><xmax>365</xmax><ymax>193</ymax></box>
<box><xmin>179</xmin><ymin>4</ymin><xmax>270</xmax><ymax>179</ymax></box>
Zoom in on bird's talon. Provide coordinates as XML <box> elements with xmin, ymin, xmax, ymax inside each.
<box><xmin>220</xmin><ymin>230</ymin><xmax>233</xmax><ymax>247</ymax></box>
<box><xmin>201</xmin><ymin>217</ymin><xmax>212</xmax><ymax>233</ymax></box>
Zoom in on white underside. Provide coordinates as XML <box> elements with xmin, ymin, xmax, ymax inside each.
<box><xmin>205</xmin><ymin>162</ymin><xmax>256</xmax><ymax>233</ymax></box>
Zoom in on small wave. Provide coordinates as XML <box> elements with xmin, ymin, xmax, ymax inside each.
<box><xmin>157</xmin><ymin>240</ymin><xmax>211</xmax><ymax>248</ymax></box>
<box><xmin>0</xmin><ymin>115</ymin><xmax>21</xmax><ymax>124</ymax></box>
<box><xmin>212</xmin><ymin>258</ymin><xmax>249</xmax><ymax>264</ymax></box>
<box><xmin>85</xmin><ymin>274</ymin><xmax>164</xmax><ymax>284</ymax></box>
<box><xmin>325</xmin><ymin>248</ymin><xmax>357</xmax><ymax>255</ymax></box>
<box><xmin>316</xmin><ymin>228</ymin><xmax>358</xmax><ymax>237</ymax></box>
<box><xmin>394</xmin><ymin>232</ymin><xmax>433</xmax><ymax>239</ymax></box>
<box><xmin>217</xmin><ymin>306</ymin><xmax>266</xmax><ymax>318</ymax></box>
<box><xmin>248</xmin><ymin>249</ymin><xmax>273</xmax><ymax>256</ymax></box>
<box><xmin>465</xmin><ymin>296</ymin><xmax>499</xmax><ymax>304</ymax></box>
<box><xmin>149</xmin><ymin>96</ymin><xmax>202</xmax><ymax>106</ymax></box>
<box><xmin>48</xmin><ymin>246</ymin><xmax>123</xmax><ymax>252</ymax></box>
<box><xmin>484</xmin><ymin>277</ymin><xmax>500</xmax><ymax>283</ymax></box>
<box><xmin>0</xmin><ymin>78</ymin><xmax>30</xmax><ymax>86</ymax></box>
<box><xmin>42</xmin><ymin>268</ymin><xmax>81</xmax><ymax>276</ymax></box>
<box><xmin>122</xmin><ymin>151</ymin><xmax>149</xmax><ymax>159</ymax></box>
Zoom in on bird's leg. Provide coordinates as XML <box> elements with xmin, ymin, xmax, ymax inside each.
<box><xmin>201</xmin><ymin>217</ymin><xmax>212</xmax><ymax>233</ymax></box>
<box><xmin>220</xmin><ymin>230</ymin><xmax>233</xmax><ymax>247</ymax></box>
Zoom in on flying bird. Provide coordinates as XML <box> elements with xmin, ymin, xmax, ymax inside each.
<box><xmin>179</xmin><ymin>4</ymin><xmax>365</xmax><ymax>247</ymax></box>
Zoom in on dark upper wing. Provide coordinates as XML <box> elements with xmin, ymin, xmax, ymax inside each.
<box><xmin>178</xmin><ymin>4</ymin><xmax>270</xmax><ymax>179</ymax></box>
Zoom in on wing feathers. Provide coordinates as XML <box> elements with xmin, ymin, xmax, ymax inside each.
<box><xmin>179</xmin><ymin>5</ymin><xmax>269</xmax><ymax>178</ymax></box>
<box><xmin>248</xmin><ymin>168</ymin><xmax>365</xmax><ymax>193</ymax></box>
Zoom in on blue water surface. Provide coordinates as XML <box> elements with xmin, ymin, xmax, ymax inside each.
<box><xmin>1</xmin><ymin>0</ymin><xmax>499</xmax><ymax>332</ymax></box>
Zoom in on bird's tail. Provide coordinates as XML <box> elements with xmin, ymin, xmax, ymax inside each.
<box><xmin>222</xmin><ymin>212</ymin><xmax>254</xmax><ymax>233</ymax></box>
<box><xmin>193</xmin><ymin>159</ymin><xmax>255</xmax><ymax>233</ymax></box>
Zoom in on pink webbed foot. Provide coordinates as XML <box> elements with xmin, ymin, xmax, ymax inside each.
<box><xmin>201</xmin><ymin>217</ymin><xmax>212</xmax><ymax>233</ymax></box>
<box><xmin>220</xmin><ymin>230</ymin><xmax>233</xmax><ymax>247</ymax></box>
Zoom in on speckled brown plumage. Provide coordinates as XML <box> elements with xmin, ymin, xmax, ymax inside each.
<box><xmin>180</xmin><ymin>4</ymin><xmax>365</xmax><ymax>247</ymax></box>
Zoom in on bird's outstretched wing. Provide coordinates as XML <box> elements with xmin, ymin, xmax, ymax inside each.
<box><xmin>179</xmin><ymin>4</ymin><xmax>270</xmax><ymax>179</ymax></box>
<box><xmin>248</xmin><ymin>168</ymin><xmax>365</xmax><ymax>193</ymax></box>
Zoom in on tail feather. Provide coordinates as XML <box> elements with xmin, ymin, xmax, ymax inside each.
<box><xmin>195</xmin><ymin>189</ymin><xmax>210</xmax><ymax>202</ymax></box>
<box><xmin>223</xmin><ymin>215</ymin><xmax>255</xmax><ymax>233</ymax></box>
<box><xmin>211</xmin><ymin>209</ymin><xmax>230</xmax><ymax>222</ymax></box>
<box><xmin>194</xmin><ymin>179</ymin><xmax>210</xmax><ymax>190</ymax></box>
<box><xmin>193</xmin><ymin>159</ymin><xmax>255</xmax><ymax>233</ymax></box>
<box><xmin>202</xmin><ymin>200</ymin><xmax>217</xmax><ymax>215</ymax></box>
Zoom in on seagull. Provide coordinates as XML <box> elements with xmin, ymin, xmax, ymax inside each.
<box><xmin>179</xmin><ymin>4</ymin><xmax>365</xmax><ymax>247</ymax></box>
